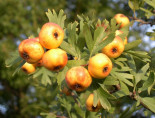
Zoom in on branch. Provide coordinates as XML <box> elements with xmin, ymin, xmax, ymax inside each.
<box><xmin>129</xmin><ymin>92</ymin><xmax>153</xmax><ymax>113</ymax></box>
<box><xmin>129</xmin><ymin>16</ymin><xmax>154</xmax><ymax>26</ymax></box>
<box><xmin>71</xmin><ymin>92</ymin><xmax>81</xmax><ymax>108</ymax></box>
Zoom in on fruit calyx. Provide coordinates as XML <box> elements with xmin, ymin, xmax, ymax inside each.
<box><xmin>23</xmin><ymin>52</ymin><xmax>29</xmax><ymax>59</ymax></box>
<box><xmin>74</xmin><ymin>84</ymin><xmax>83</xmax><ymax>89</ymax></box>
<box><xmin>92</xmin><ymin>106</ymin><xmax>97</xmax><ymax>110</ymax></box>
<box><xmin>54</xmin><ymin>65</ymin><xmax>62</xmax><ymax>71</ymax></box>
<box><xmin>103</xmin><ymin>67</ymin><xmax>108</xmax><ymax>72</ymax></box>
<box><xmin>112</xmin><ymin>47</ymin><xmax>117</xmax><ymax>53</ymax></box>
<box><xmin>53</xmin><ymin>32</ymin><xmax>58</xmax><ymax>39</ymax></box>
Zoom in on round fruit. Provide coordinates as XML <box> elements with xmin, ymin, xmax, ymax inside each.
<box><xmin>39</xmin><ymin>22</ymin><xmax>64</xmax><ymax>49</ymax></box>
<box><xmin>102</xmin><ymin>36</ymin><xmax>124</xmax><ymax>58</ymax></box>
<box><xmin>42</xmin><ymin>48</ymin><xmax>68</xmax><ymax>71</ymax></box>
<box><xmin>65</xmin><ymin>66</ymin><xmax>92</xmax><ymax>92</ymax></box>
<box><xmin>18</xmin><ymin>38</ymin><xmax>44</xmax><ymax>64</ymax></box>
<box><xmin>86</xmin><ymin>94</ymin><xmax>102</xmax><ymax>112</ymax></box>
<box><xmin>22</xmin><ymin>62</ymin><xmax>36</xmax><ymax>74</ymax></box>
<box><xmin>114</xmin><ymin>13</ymin><xmax>130</xmax><ymax>28</ymax></box>
<box><xmin>115</xmin><ymin>30</ymin><xmax>128</xmax><ymax>45</ymax></box>
<box><xmin>88</xmin><ymin>53</ymin><xmax>112</xmax><ymax>79</ymax></box>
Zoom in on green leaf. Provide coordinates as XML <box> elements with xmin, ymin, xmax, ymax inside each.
<box><xmin>94</xmin><ymin>32</ymin><xmax>115</xmax><ymax>54</ymax></box>
<box><xmin>111</xmin><ymin>70</ymin><xmax>133</xmax><ymax>86</ymax></box>
<box><xmin>143</xmin><ymin>0</ymin><xmax>155</xmax><ymax>8</ymax></box>
<box><xmin>67</xmin><ymin>22</ymin><xmax>78</xmax><ymax>47</ymax></box>
<box><xmin>138</xmin><ymin>72</ymin><xmax>155</xmax><ymax>94</ymax></box>
<box><xmin>58</xmin><ymin>96</ymin><xmax>72</xmax><ymax>116</ymax></box>
<box><xmin>135</xmin><ymin>63</ymin><xmax>150</xmax><ymax>85</ymax></box>
<box><xmin>5</xmin><ymin>50</ymin><xmax>22</xmax><ymax>67</ymax></box>
<box><xmin>31</xmin><ymin>67</ymin><xmax>55</xmax><ymax>86</ymax></box>
<box><xmin>125</xmin><ymin>54</ymin><xmax>136</xmax><ymax>75</ymax></box>
<box><xmin>67</xmin><ymin>59</ymin><xmax>87</xmax><ymax>68</ymax></box>
<box><xmin>97</xmin><ymin>88</ymin><xmax>111</xmax><ymax>110</ymax></box>
<box><xmin>103</xmin><ymin>76</ymin><xmax>119</xmax><ymax>85</ymax></box>
<box><xmin>90</xmin><ymin>27</ymin><xmax>107</xmax><ymax>56</ymax></box>
<box><xmin>57</xmin><ymin>66</ymin><xmax>68</xmax><ymax>86</ymax></box>
<box><xmin>99</xmin><ymin>84</ymin><xmax>116</xmax><ymax>99</ymax></box>
<box><xmin>60</xmin><ymin>41</ymin><xmax>77</xmax><ymax>57</ymax></box>
<box><xmin>140</xmin><ymin>7</ymin><xmax>155</xmax><ymax>19</ymax></box>
<box><xmin>124</xmin><ymin>40</ymin><xmax>142</xmax><ymax>51</ymax></box>
<box><xmin>40</xmin><ymin>113</ymin><xmax>56</xmax><ymax>118</ymax></box>
<box><xmin>46</xmin><ymin>9</ymin><xmax>66</xmax><ymax>28</ymax></box>
<box><xmin>13</xmin><ymin>60</ymin><xmax>26</xmax><ymax>76</ymax></box>
<box><xmin>83</xmin><ymin>24</ymin><xmax>93</xmax><ymax>52</ymax></box>
<box><xmin>93</xmin><ymin>90</ymin><xmax>99</xmax><ymax>107</ymax></box>
<box><xmin>112</xmin><ymin>67</ymin><xmax>132</xmax><ymax>72</ymax></box>
<box><xmin>140</xmin><ymin>97</ymin><xmax>155</xmax><ymax>113</ymax></box>
<box><xmin>126</xmin><ymin>50</ymin><xmax>150</xmax><ymax>58</ymax></box>
<box><xmin>128</xmin><ymin>0</ymin><xmax>140</xmax><ymax>10</ymax></box>
<box><xmin>113</xmin><ymin>81</ymin><xmax>130</xmax><ymax>98</ymax></box>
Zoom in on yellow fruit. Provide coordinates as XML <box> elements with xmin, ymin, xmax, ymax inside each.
<box><xmin>39</xmin><ymin>23</ymin><xmax>64</xmax><ymax>49</ymax></box>
<box><xmin>115</xmin><ymin>30</ymin><xmax>128</xmax><ymax>45</ymax></box>
<box><xmin>101</xmin><ymin>36</ymin><xmax>124</xmax><ymax>58</ymax></box>
<box><xmin>88</xmin><ymin>53</ymin><xmax>112</xmax><ymax>79</ymax></box>
<box><xmin>114</xmin><ymin>13</ymin><xmax>130</xmax><ymax>28</ymax></box>
<box><xmin>86</xmin><ymin>94</ymin><xmax>102</xmax><ymax>112</ymax></box>
<box><xmin>42</xmin><ymin>48</ymin><xmax>68</xmax><ymax>71</ymax></box>
<box><xmin>22</xmin><ymin>62</ymin><xmax>36</xmax><ymax>74</ymax></box>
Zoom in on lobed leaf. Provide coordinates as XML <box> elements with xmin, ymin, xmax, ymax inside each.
<box><xmin>46</xmin><ymin>9</ymin><xmax>66</xmax><ymax>28</ymax></box>
<box><xmin>83</xmin><ymin>24</ymin><xmax>93</xmax><ymax>52</ymax></box>
<box><xmin>5</xmin><ymin>50</ymin><xmax>22</xmax><ymax>67</ymax></box>
<box><xmin>138</xmin><ymin>71</ymin><xmax>155</xmax><ymax>94</ymax></box>
<box><xmin>66</xmin><ymin>59</ymin><xmax>87</xmax><ymax>68</ymax></box>
<box><xmin>124</xmin><ymin>39</ymin><xmax>142</xmax><ymax>51</ymax></box>
<box><xmin>57</xmin><ymin>66</ymin><xmax>68</xmax><ymax>86</ymax></box>
<box><xmin>140</xmin><ymin>97</ymin><xmax>155</xmax><ymax>113</ymax></box>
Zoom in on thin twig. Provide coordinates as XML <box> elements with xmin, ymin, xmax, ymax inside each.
<box><xmin>129</xmin><ymin>16</ymin><xmax>154</xmax><ymax>26</ymax></box>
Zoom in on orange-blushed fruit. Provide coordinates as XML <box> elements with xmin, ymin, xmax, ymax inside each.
<box><xmin>42</xmin><ymin>48</ymin><xmax>68</xmax><ymax>71</ymax></box>
<box><xmin>39</xmin><ymin>22</ymin><xmax>64</xmax><ymax>49</ymax></box>
<box><xmin>18</xmin><ymin>38</ymin><xmax>44</xmax><ymax>64</ymax></box>
<box><xmin>101</xmin><ymin>36</ymin><xmax>124</xmax><ymax>58</ymax></box>
<box><xmin>115</xmin><ymin>30</ymin><xmax>128</xmax><ymax>45</ymax></box>
<box><xmin>88</xmin><ymin>53</ymin><xmax>112</xmax><ymax>79</ymax></box>
<box><xmin>114</xmin><ymin>13</ymin><xmax>130</xmax><ymax>28</ymax></box>
<box><xmin>22</xmin><ymin>62</ymin><xmax>36</xmax><ymax>74</ymax></box>
<box><xmin>33</xmin><ymin>59</ymin><xmax>43</xmax><ymax>67</ymax></box>
<box><xmin>65</xmin><ymin>66</ymin><xmax>92</xmax><ymax>92</ymax></box>
<box><xmin>86</xmin><ymin>94</ymin><xmax>102</xmax><ymax>112</ymax></box>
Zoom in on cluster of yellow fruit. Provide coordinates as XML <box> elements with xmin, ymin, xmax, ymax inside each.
<box><xmin>64</xmin><ymin>13</ymin><xmax>130</xmax><ymax>112</ymax></box>
<box><xmin>19</xmin><ymin>13</ymin><xmax>129</xmax><ymax>112</ymax></box>
<box><xmin>19</xmin><ymin>22</ymin><xmax>68</xmax><ymax>74</ymax></box>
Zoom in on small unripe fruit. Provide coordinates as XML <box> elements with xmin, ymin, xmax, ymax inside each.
<box><xmin>42</xmin><ymin>48</ymin><xmax>68</xmax><ymax>71</ymax></box>
<box><xmin>39</xmin><ymin>22</ymin><xmax>64</xmax><ymax>49</ymax></box>
<box><xmin>88</xmin><ymin>53</ymin><xmax>112</xmax><ymax>79</ymax></box>
<box><xmin>61</xmin><ymin>86</ymin><xmax>72</xmax><ymax>96</ymax></box>
<box><xmin>86</xmin><ymin>94</ymin><xmax>102</xmax><ymax>112</ymax></box>
<box><xmin>18</xmin><ymin>38</ymin><xmax>44</xmax><ymax>64</ymax></box>
<box><xmin>65</xmin><ymin>66</ymin><xmax>92</xmax><ymax>92</ymax></box>
<box><xmin>33</xmin><ymin>59</ymin><xmax>43</xmax><ymax>67</ymax></box>
<box><xmin>22</xmin><ymin>62</ymin><xmax>36</xmax><ymax>74</ymax></box>
<box><xmin>114</xmin><ymin>13</ymin><xmax>130</xmax><ymax>28</ymax></box>
<box><xmin>115</xmin><ymin>30</ymin><xmax>128</xmax><ymax>45</ymax></box>
<box><xmin>101</xmin><ymin>36</ymin><xmax>124</xmax><ymax>58</ymax></box>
